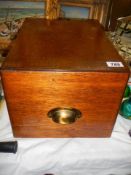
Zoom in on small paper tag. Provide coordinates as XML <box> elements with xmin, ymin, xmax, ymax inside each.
<box><xmin>106</xmin><ymin>61</ymin><xmax>124</xmax><ymax>67</ymax></box>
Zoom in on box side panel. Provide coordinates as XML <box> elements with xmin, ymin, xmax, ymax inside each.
<box><xmin>1</xmin><ymin>71</ymin><xmax>129</xmax><ymax>137</ymax></box>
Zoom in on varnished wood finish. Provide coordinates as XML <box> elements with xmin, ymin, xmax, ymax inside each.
<box><xmin>1</xmin><ymin>19</ymin><xmax>129</xmax><ymax>137</ymax></box>
<box><xmin>1</xmin><ymin>71</ymin><xmax>129</xmax><ymax>137</ymax></box>
<box><xmin>1</xmin><ymin>19</ymin><xmax>129</xmax><ymax>72</ymax></box>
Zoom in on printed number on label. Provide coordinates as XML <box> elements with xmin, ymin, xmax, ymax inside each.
<box><xmin>106</xmin><ymin>62</ymin><xmax>124</xmax><ymax>67</ymax></box>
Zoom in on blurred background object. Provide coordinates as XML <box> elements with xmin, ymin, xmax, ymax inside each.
<box><xmin>119</xmin><ymin>97</ymin><xmax>131</xmax><ymax>120</ymax></box>
<box><xmin>106</xmin><ymin>0</ymin><xmax>131</xmax><ymax>31</ymax></box>
<box><xmin>116</xmin><ymin>15</ymin><xmax>131</xmax><ymax>36</ymax></box>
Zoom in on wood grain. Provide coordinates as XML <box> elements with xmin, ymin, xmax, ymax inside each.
<box><xmin>1</xmin><ymin>71</ymin><xmax>129</xmax><ymax>137</ymax></box>
<box><xmin>2</xmin><ymin>18</ymin><xmax>129</xmax><ymax>72</ymax></box>
<box><xmin>1</xmin><ymin>18</ymin><xmax>129</xmax><ymax>137</ymax></box>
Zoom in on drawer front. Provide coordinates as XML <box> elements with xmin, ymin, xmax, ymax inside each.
<box><xmin>1</xmin><ymin>71</ymin><xmax>128</xmax><ymax>137</ymax></box>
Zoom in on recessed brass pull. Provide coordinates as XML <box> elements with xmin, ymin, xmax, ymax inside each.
<box><xmin>48</xmin><ymin>107</ymin><xmax>81</xmax><ymax>125</ymax></box>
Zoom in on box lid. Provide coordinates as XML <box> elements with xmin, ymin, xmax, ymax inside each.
<box><xmin>1</xmin><ymin>18</ymin><xmax>129</xmax><ymax>73</ymax></box>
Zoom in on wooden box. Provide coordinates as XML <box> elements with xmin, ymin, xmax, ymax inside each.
<box><xmin>1</xmin><ymin>18</ymin><xmax>129</xmax><ymax>138</ymax></box>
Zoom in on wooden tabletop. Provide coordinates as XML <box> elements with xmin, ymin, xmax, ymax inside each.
<box><xmin>1</xmin><ymin>18</ymin><xmax>129</xmax><ymax>72</ymax></box>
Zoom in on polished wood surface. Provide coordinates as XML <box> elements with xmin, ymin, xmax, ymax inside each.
<box><xmin>2</xmin><ymin>18</ymin><xmax>129</xmax><ymax>72</ymax></box>
<box><xmin>1</xmin><ymin>71</ymin><xmax>129</xmax><ymax>137</ymax></box>
<box><xmin>1</xmin><ymin>19</ymin><xmax>129</xmax><ymax>137</ymax></box>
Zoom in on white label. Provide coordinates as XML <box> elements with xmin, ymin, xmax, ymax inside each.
<box><xmin>106</xmin><ymin>61</ymin><xmax>124</xmax><ymax>67</ymax></box>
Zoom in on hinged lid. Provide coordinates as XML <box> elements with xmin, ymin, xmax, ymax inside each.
<box><xmin>1</xmin><ymin>18</ymin><xmax>129</xmax><ymax>73</ymax></box>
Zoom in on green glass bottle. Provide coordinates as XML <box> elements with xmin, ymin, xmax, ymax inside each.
<box><xmin>119</xmin><ymin>97</ymin><xmax>131</xmax><ymax>119</ymax></box>
<box><xmin>124</xmin><ymin>85</ymin><xmax>130</xmax><ymax>98</ymax></box>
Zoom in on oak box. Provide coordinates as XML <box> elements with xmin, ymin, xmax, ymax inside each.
<box><xmin>1</xmin><ymin>18</ymin><xmax>129</xmax><ymax>137</ymax></box>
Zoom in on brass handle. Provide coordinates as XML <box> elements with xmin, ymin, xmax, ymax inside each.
<box><xmin>48</xmin><ymin>107</ymin><xmax>81</xmax><ymax>125</ymax></box>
